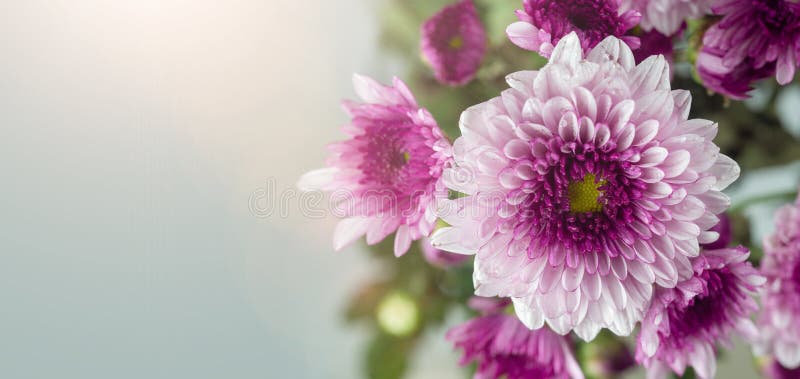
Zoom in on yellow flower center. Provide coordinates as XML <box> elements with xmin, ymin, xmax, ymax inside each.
<box><xmin>568</xmin><ymin>173</ymin><xmax>605</xmax><ymax>213</ymax></box>
<box><xmin>448</xmin><ymin>36</ymin><xmax>464</xmax><ymax>49</ymax></box>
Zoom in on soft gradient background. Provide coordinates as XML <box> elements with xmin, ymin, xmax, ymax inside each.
<box><xmin>0</xmin><ymin>1</ymin><xmax>785</xmax><ymax>378</ymax></box>
<box><xmin>0</xmin><ymin>1</ymin><xmax>461</xmax><ymax>378</ymax></box>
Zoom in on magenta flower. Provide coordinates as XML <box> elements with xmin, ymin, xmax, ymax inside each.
<box><xmin>506</xmin><ymin>0</ymin><xmax>641</xmax><ymax>57</ymax></box>
<box><xmin>757</xmin><ymin>190</ymin><xmax>800</xmax><ymax>368</ymax></box>
<box><xmin>421</xmin><ymin>0</ymin><xmax>487</xmax><ymax>86</ymax></box>
<box><xmin>431</xmin><ymin>33</ymin><xmax>740</xmax><ymax>340</ymax></box>
<box><xmin>421</xmin><ymin>237</ymin><xmax>470</xmax><ymax>268</ymax></box>
<box><xmin>635</xmin><ymin>247</ymin><xmax>764</xmax><ymax>379</ymax></box>
<box><xmin>622</xmin><ymin>0</ymin><xmax>714</xmax><ymax>35</ymax></box>
<box><xmin>447</xmin><ymin>298</ymin><xmax>584</xmax><ymax>379</ymax></box>
<box><xmin>697</xmin><ymin>0</ymin><xmax>800</xmax><ymax>99</ymax></box>
<box><xmin>298</xmin><ymin>74</ymin><xmax>452</xmax><ymax>256</ymax></box>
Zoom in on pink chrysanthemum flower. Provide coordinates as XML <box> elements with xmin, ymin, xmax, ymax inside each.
<box><xmin>506</xmin><ymin>0</ymin><xmax>641</xmax><ymax>57</ymax></box>
<box><xmin>298</xmin><ymin>74</ymin><xmax>452</xmax><ymax>256</ymax></box>
<box><xmin>636</xmin><ymin>247</ymin><xmax>764</xmax><ymax>379</ymax></box>
<box><xmin>421</xmin><ymin>0</ymin><xmax>487</xmax><ymax>86</ymax></box>
<box><xmin>697</xmin><ymin>0</ymin><xmax>800</xmax><ymax>99</ymax></box>
<box><xmin>447</xmin><ymin>298</ymin><xmax>585</xmax><ymax>379</ymax></box>
<box><xmin>621</xmin><ymin>0</ymin><xmax>714</xmax><ymax>35</ymax></box>
<box><xmin>432</xmin><ymin>33</ymin><xmax>740</xmax><ymax>340</ymax></box>
<box><xmin>757</xmin><ymin>189</ymin><xmax>800</xmax><ymax>368</ymax></box>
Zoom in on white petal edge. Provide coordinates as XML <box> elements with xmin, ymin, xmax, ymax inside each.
<box><xmin>297</xmin><ymin>168</ymin><xmax>337</xmax><ymax>191</ymax></box>
<box><xmin>549</xmin><ymin>32</ymin><xmax>582</xmax><ymax>69</ymax></box>
<box><xmin>429</xmin><ymin>227</ymin><xmax>477</xmax><ymax>255</ymax></box>
<box><xmin>587</xmin><ymin>35</ymin><xmax>635</xmax><ymax>71</ymax></box>
<box><xmin>394</xmin><ymin>224</ymin><xmax>412</xmax><ymax>256</ymax></box>
<box><xmin>333</xmin><ymin>216</ymin><xmax>370</xmax><ymax>251</ymax></box>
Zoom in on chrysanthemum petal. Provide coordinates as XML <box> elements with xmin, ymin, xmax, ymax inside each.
<box><xmin>508</xmin><ymin>0</ymin><xmax>640</xmax><ymax>57</ymax></box>
<box><xmin>438</xmin><ymin>34</ymin><xmax>739</xmax><ymax>340</ymax></box>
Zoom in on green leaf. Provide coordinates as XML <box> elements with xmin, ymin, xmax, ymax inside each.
<box><xmin>365</xmin><ymin>334</ymin><xmax>415</xmax><ymax>379</ymax></box>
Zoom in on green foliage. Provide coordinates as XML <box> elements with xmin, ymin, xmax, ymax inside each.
<box><xmin>365</xmin><ymin>333</ymin><xmax>415</xmax><ymax>379</ymax></box>
<box><xmin>679</xmin><ymin>367</ymin><xmax>697</xmax><ymax>379</ymax></box>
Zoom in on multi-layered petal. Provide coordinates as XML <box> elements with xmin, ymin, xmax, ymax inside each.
<box><xmin>447</xmin><ymin>298</ymin><xmax>584</xmax><ymax>379</ymax></box>
<box><xmin>697</xmin><ymin>0</ymin><xmax>800</xmax><ymax>99</ymax></box>
<box><xmin>298</xmin><ymin>74</ymin><xmax>452</xmax><ymax>256</ymax></box>
<box><xmin>506</xmin><ymin>0</ymin><xmax>641</xmax><ymax>57</ymax></box>
<box><xmin>432</xmin><ymin>33</ymin><xmax>739</xmax><ymax>340</ymax></box>
<box><xmin>636</xmin><ymin>247</ymin><xmax>764</xmax><ymax>379</ymax></box>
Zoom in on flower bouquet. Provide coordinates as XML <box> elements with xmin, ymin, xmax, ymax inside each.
<box><xmin>299</xmin><ymin>1</ymin><xmax>800</xmax><ymax>378</ymax></box>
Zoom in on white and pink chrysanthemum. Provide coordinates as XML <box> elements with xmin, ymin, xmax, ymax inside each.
<box><xmin>506</xmin><ymin>0</ymin><xmax>641</xmax><ymax>57</ymax></box>
<box><xmin>421</xmin><ymin>0</ymin><xmax>487</xmax><ymax>86</ymax></box>
<box><xmin>757</xmin><ymin>189</ymin><xmax>800</xmax><ymax>369</ymax></box>
<box><xmin>636</xmin><ymin>247</ymin><xmax>764</xmax><ymax>379</ymax></box>
<box><xmin>298</xmin><ymin>74</ymin><xmax>452</xmax><ymax>256</ymax></box>
<box><xmin>447</xmin><ymin>298</ymin><xmax>585</xmax><ymax>379</ymax></box>
<box><xmin>431</xmin><ymin>32</ymin><xmax>740</xmax><ymax>340</ymax></box>
<box><xmin>621</xmin><ymin>0</ymin><xmax>714</xmax><ymax>35</ymax></box>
